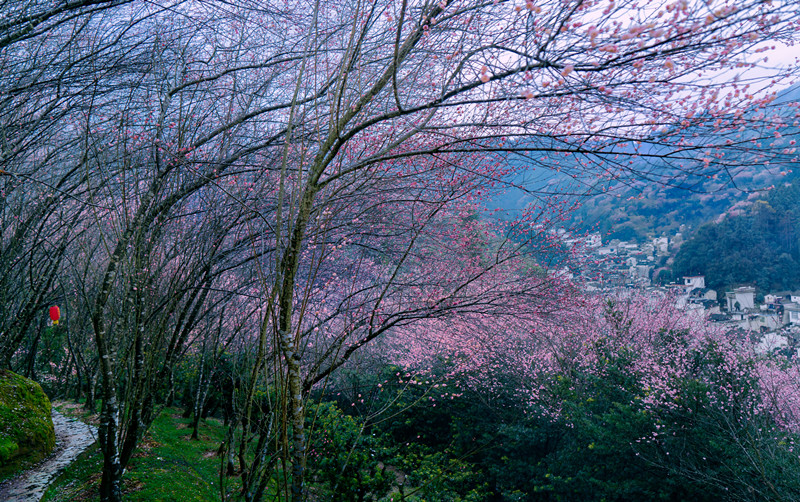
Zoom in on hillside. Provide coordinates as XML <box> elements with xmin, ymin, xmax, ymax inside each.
<box><xmin>489</xmin><ymin>85</ymin><xmax>800</xmax><ymax>241</ymax></box>
<box><xmin>671</xmin><ymin>179</ymin><xmax>800</xmax><ymax>293</ymax></box>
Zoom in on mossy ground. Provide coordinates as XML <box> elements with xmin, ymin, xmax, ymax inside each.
<box><xmin>0</xmin><ymin>370</ymin><xmax>55</xmax><ymax>482</ymax></box>
<box><xmin>42</xmin><ymin>406</ymin><xmax>243</xmax><ymax>501</ymax></box>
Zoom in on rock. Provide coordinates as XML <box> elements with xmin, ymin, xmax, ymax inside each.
<box><xmin>0</xmin><ymin>370</ymin><xmax>55</xmax><ymax>479</ymax></box>
<box><xmin>0</xmin><ymin>410</ymin><xmax>98</xmax><ymax>501</ymax></box>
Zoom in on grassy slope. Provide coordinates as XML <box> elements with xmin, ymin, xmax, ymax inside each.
<box><xmin>42</xmin><ymin>405</ymin><xmax>242</xmax><ymax>501</ymax></box>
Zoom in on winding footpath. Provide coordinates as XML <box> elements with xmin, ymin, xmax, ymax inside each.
<box><xmin>0</xmin><ymin>410</ymin><xmax>98</xmax><ymax>502</ymax></box>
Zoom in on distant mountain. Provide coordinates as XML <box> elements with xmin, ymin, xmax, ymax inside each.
<box><xmin>489</xmin><ymin>85</ymin><xmax>800</xmax><ymax>242</ymax></box>
<box><xmin>570</xmin><ymin>165</ymin><xmax>785</xmax><ymax>241</ymax></box>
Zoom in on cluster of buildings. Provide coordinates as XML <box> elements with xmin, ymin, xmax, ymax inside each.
<box><xmin>661</xmin><ymin>275</ymin><xmax>800</xmax><ymax>358</ymax></box>
<box><xmin>555</xmin><ymin>229</ymin><xmax>683</xmax><ymax>289</ymax></box>
<box><xmin>551</xmin><ymin>229</ymin><xmax>800</xmax><ymax>358</ymax></box>
<box><xmin>705</xmin><ymin>284</ymin><xmax>800</xmax><ymax>357</ymax></box>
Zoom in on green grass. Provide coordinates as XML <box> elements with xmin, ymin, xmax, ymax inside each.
<box><xmin>42</xmin><ymin>407</ymin><xmax>242</xmax><ymax>501</ymax></box>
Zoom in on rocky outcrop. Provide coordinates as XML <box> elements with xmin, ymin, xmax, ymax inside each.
<box><xmin>0</xmin><ymin>410</ymin><xmax>97</xmax><ymax>501</ymax></box>
<box><xmin>0</xmin><ymin>370</ymin><xmax>55</xmax><ymax>478</ymax></box>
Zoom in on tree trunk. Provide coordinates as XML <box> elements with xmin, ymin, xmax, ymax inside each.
<box><xmin>85</xmin><ymin>367</ymin><xmax>97</xmax><ymax>412</ymax></box>
<box><xmin>98</xmin><ymin>394</ymin><xmax>123</xmax><ymax>502</ymax></box>
<box><xmin>24</xmin><ymin>330</ymin><xmax>41</xmax><ymax>380</ymax></box>
<box><xmin>166</xmin><ymin>369</ymin><xmax>175</xmax><ymax>407</ymax></box>
<box><xmin>224</xmin><ymin>417</ymin><xmax>237</xmax><ymax>476</ymax></box>
<box><xmin>191</xmin><ymin>351</ymin><xmax>207</xmax><ymax>440</ymax></box>
<box><xmin>286</xmin><ymin>350</ymin><xmax>306</xmax><ymax>502</ymax></box>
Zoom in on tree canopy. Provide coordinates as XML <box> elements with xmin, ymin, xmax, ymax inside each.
<box><xmin>1</xmin><ymin>1</ymin><xmax>799</xmax><ymax>501</ymax></box>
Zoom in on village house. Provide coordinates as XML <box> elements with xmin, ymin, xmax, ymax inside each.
<box><xmin>762</xmin><ymin>291</ymin><xmax>800</xmax><ymax>327</ymax></box>
<box><xmin>653</xmin><ymin>236</ymin><xmax>669</xmax><ymax>255</ymax></box>
<box><xmin>683</xmin><ymin>275</ymin><xmax>705</xmax><ymax>291</ymax></box>
<box><xmin>726</xmin><ymin>286</ymin><xmax>756</xmax><ymax>312</ymax></box>
<box><xmin>786</xmin><ymin>304</ymin><xmax>800</xmax><ymax>325</ymax></box>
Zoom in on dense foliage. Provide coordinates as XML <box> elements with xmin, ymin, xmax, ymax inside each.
<box><xmin>306</xmin><ymin>301</ymin><xmax>800</xmax><ymax>501</ymax></box>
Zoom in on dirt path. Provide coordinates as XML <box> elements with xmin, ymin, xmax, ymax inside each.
<box><xmin>0</xmin><ymin>410</ymin><xmax>97</xmax><ymax>502</ymax></box>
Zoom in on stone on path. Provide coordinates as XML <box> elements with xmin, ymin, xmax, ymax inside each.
<box><xmin>0</xmin><ymin>410</ymin><xmax>97</xmax><ymax>502</ymax></box>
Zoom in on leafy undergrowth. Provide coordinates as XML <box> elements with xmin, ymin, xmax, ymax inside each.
<box><xmin>42</xmin><ymin>406</ymin><xmax>241</xmax><ymax>501</ymax></box>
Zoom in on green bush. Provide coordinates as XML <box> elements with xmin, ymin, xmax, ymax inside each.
<box><xmin>392</xmin><ymin>444</ymin><xmax>489</xmax><ymax>502</ymax></box>
<box><xmin>306</xmin><ymin>401</ymin><xmax>393</xmax><ymax>502</ymax></box>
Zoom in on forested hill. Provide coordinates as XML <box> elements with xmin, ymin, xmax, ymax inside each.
<box><xmin>573</xmin><ymin>84</ymin><xmax>800</xmax><ymax>240</ymax></box>
<box><xmin>488</xmin><ymin>85</ymin><xmax>800</xmax><ymax>242</ymax></box>
<box><xmin>670</xmin><ymin>179</ymin><xmax>800</xmax><ymax>293</ymax></box>
<box><xmin>571</xmin><ymin>183</ymin><xmax>751</xmax><ymax>241</ymax></box>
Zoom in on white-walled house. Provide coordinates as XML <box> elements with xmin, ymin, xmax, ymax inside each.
<box><xmin>766</xmin><ymin>291</ymin><xmax>800</xmax><ymax>304</ymax></box>
<box><xmin>733</xmin><ymin>311</ymin><xmax>783</xmax><ymax>332</ymax></box>
<box><xmin>683</xmin><ymin>275</ymin><xmax>705</xmax><ymax>290</ymax></box>
<box><xmin>653</xmin><ymin>237</ymin><xmax>669</xmax><ymax>255</ymax></box>
<box><xmin>726</xmin><ymin>286</ymin><xmax>755</xmax><ymax>312</ymax></box>
<box><xmin>785</xmin><ymin>304</ymin><xmax>800</xmax><ymax>325</ymax></box>
<box><xmin>701</xmin><ymin>289</ymin><xmax>717</xmax><ymax>301</ymax></box>
<box><xmin>755</xmin><ymin>332</ymin><xmax>789</xmax><ymax>354</ymax></box>
<box><xmin>776</xmin><ymin>291</ymin><xmax>800</xmax><ymax>304</ymax></box>
<box><xmin>585</xmin><ymin>232</ymin><xmax>602</xmax><ymax>248</ymax></box>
